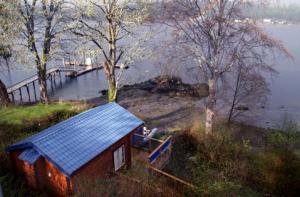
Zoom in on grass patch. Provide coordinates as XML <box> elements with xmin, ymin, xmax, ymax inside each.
<box><xmin>0</xmin><ymin>102</ymin><xmax>90</xmax><ymax>197</ymax></box>
<box><xmin>0</xmin><ymin>102</ymin><xmax>86</xmax><ymax>125</ymax></box>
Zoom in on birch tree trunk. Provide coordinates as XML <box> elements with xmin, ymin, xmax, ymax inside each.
<box><xmin>107</xmin><ymin>19</ymin><xmax>118</xmax><ymax>102</ymax></box>
<box><xmin>0</xmin><ymin>79</ymin><xmax>10</xmax><ymax>107</ymax></box>
<box><xmin>108</xmin><ymin>77</ymin><xmax>118</xmax><ymax>102</ymax></box>
<box><xmin>205</xmin><ymin>78</ymin><xmax>217</xmax><ymax>135</ymax></box>
<box><xmin>38</xmin><ymin>66</ymin><xmax>48</xmax><ymax>103</ymax></box>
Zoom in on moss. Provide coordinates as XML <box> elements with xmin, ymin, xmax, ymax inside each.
<box><xmin>0</xmin><ymin>102</ymin><xmax>86</xmax><ymax>125</ymax></box>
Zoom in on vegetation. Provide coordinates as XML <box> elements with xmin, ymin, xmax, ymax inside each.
<box><xmin>73</xmin><ymin>0</ymin><xmax>150</xmax><ymax>102</ymax></box>
<box><xmin>15</xmin><ymin>0</ymin><xmax>72</xmax><ymax>103</ymax></box>
<box><xmin>245</xmin><ymin>4</ymin><xmax>300</xmax><ymax>22</ymax></box>
<box><xmin>0</xmin><ymin>102</ymin><xmax>90</xmax><ymax>196</ymax></box>
<box><xmin>164</xmin><ymin>0</ymin><xmax>289</xmax><ymax>134</ymax></box>
<box><xmin>0</xmin><ymin>0</ymin><xmax>298</xmax><ymax>196</ymax></box>
<box><xmin>165</xmin><ymin>121</ymin><xmax>300</xmax><ymax>196</ymax></box>
<box><xmin>0</xmin><ymin>0</ymin><xmax>16</xmax><ymax>106</ymax></box>
<box><xmin>0</xmin><ymin>102</ymin><xmax>84</xmax><ymax>125</ymax></box>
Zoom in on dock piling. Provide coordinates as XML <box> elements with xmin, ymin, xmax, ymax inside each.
<box><xmin>10</xmin><ymin>92</ymin><xmax>15</xmax><ymax>103</ymax></box>
<box><xmin>19</xmin><ymin>88</ymin><xmax>22</xmax><ymax>103</ymax></box>
<box><xmin>53</xmin><ymin>72</ymin><xmax>56</xmax><ymax>85</ymax></box>
<box><xmin>50</xmin><ymin>74</ymin><xmax>54</xmax><ymax>92</ymax></box>
<box><xmin>33</xmin><ymin>81</ymin><xmax>37</xmax><ymax>101</ymax></box>
<box><xmin>26</xmin><ymin>85</ymin><xmax>31</xmax><ymax>102</ymax></box>
<box><xmin>6</xmin><ymin>66</ymin><xmax>104</xmax><ymax>103</ymax></box>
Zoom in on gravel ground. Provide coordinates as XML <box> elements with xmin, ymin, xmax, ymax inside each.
<box><xmin>88</xmin><ymin>88</ymin><xmax>206</xmax><ymax>132</ymax></box>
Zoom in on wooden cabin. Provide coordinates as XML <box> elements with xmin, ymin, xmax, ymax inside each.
<box><xmin>6</xmin><ymin>102</ymin><xmax>144</xmax><ymax>196</ymax></box>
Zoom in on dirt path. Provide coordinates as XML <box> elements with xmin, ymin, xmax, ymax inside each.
<box><xmin>88</xmin><ymin>88</ymin><xmax>206</xmax><ymax>132</ymax></box>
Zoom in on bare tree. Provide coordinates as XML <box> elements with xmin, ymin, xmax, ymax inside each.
<box><xmin>72</xmin><ymin>0</ymin><xmax>149</xmax><ymax>102</ymax></box>
<box><xmin>167</xmin><ymin>0</ymin><xmax>289</xmax><ymax>134</ymax></box>
<box><xmin>0</xmin><ymin>45</ymin><xmax>11</xmax><ymax>106</ymax></box>
<box><xmin>225</xmin><ymin>66</ymin><xmax>270</xmax><ymax>126</ymax></box>
<box><xmin>0</xmin><ymin>45</ymin><xmax>11</xmax><ymax>107</ymax></box>
<box><xmin>0</xmin><ymin>0</ymin><xmax>18</xmax><ymax>106</ymax></box>
<box><xmin>17</xmin><ymin>0</ymin><xmax>70</xmax><ymax>103</ymax></box>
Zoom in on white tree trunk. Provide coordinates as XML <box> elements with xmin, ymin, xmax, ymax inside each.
<box><xmin>38</xmin><ymin>67</ymin><xmax>49</xmax><ymax>103</ymax></box>
<box><xmin>205</xmin><ymin>78</ymin><xmax>217</xmax><ymax>135</ymax></box>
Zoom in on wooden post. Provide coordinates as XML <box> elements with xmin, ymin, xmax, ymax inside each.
<box><xmin>59</xmin><ymin>70</ymin><xmax>62</xmax><ymax>81</ymax></box>
<box><xmin>10</xmin><ymin>92</ymin><xmax>15</xmax><ymax>103</ymax></box>
<box><xmin>53</xmin><ymin>71</ymin><xmax>56</xmax><ymax>85</ymax></box>
<box><xmin>68</xmin><ymin>55</ymin><xmax>71</xmax><ymax>67</ymax></box>
<box><xmin>50</xmin><ymin>73</ymin><xmax>54</xmax><ymax>92</ymax></box>
<box><xmin>90</xmin><ymin>51</ymin><xmax>93</xmax><ymax>66</ymax></box>
<box><xmin>19</xmin><ymin>88</ymin><xmax>22</xmax><ymax>103</ymax></box>
<box><xmin>73</xmin><ymin>60</ymin><xmax>75</xmax><ymax>71</ymax></box>
<box><xmin>59</xmin><ymin>70</ymin><xmax>62</xmax><ymax>87</ymax></box>
<box><xmin>74</xmin><ymin>54</ymin><xmax>77</xmax><ymax>66</ymax></box>
<box><xmin>33</xmin><ymin>81</ymin><xmax>37</xmax><ymax>101</ymax></box>
<box><xmin>83</xmin><ymin>51</ymin><xmax>86</xmax><ymax>66</ymax></box>
<box><xmin>26</xmin><ymin>85</ymin><xmax>31</xmax><ymax>102</ymax></box>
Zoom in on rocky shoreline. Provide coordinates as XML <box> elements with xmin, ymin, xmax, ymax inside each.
<box><xmin>87</xmin><ymin>76</ymin><xmax>209</xmax><ymax>131</ymax></box>
<box><xmin>103</xmin><ymin>75</ymin><xmax>209</xmax><ymax>98</ymax></box>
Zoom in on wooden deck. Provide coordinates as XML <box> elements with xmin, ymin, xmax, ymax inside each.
<box><xmin>7</xmin><ymin>65</ymin><xmax>102</xmax><ymax>103</ymax></box>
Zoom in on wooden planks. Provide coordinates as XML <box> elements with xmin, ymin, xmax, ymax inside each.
<box><xmin>7</xmin><ymin>67</ymin><xmax>59</xmax><ymax>94</ymax></box>
<box><xmin>6</xmin><ymin>65</ymin><xmax>103</xmax><ymax>103</ymax></box>
<box><xmin>148</xmin><ymin>165</ymin><xmax>197</xmax><ymax>190</ymax></box>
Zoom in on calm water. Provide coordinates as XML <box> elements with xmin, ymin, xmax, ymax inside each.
<box><xmin>252</xmin><ymin>25</ymin><xmax>300</xmax><ymax>127</ymax></box>
<box><xmin>1</xmin><ymin>24</ymin><xmax>300</xmax><ymax>128</ymax></box>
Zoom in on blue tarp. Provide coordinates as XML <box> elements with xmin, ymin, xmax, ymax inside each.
<box><xmin>149</xmin><ymin>137</ymin><xmax>171</xmax><ymax>164</ymax></box>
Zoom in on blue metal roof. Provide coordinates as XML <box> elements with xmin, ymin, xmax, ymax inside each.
<box><xmin>6</xmin><ymin>102</ymin><xmax>143</xmax><ymax>177</ymax></box>
<box><xmin>18</xmin><ymin>148</ymin><xmax>41</xmax><ymax>165</ymax></box>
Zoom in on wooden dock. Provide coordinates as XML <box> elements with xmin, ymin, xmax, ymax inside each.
<box><xmin>7</xmin><ymin>65</ymin><xmax>102</xmax><ymax>103</ymax></box>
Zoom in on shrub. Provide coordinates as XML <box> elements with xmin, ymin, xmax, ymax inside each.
<box><xmin>164</xmin><ymin>130</ymin><xmax>199</xmax><ymax>180</ymax></box>
<box><xmin>196</xmin><ymin>130</ymin><xmax>251</xmax><ymax>181</ymax></box>
<box><xmin>249</xmin><ymin>150</ymin><xmax>300</xmax><ymax>196</ymax></box>
<box><xmin>179</xmin><ymin>120</ymin><xmax>300</xmax><ymax>196</ymax></box>
<box><xmin>196</xmin><ymin>180</ymin><xmax>261</xmax><ymax>197</ymax></box>
<box><xmin>266</xmin><ymin>129</ymin><xmax>299</xmax><ymax>152</ymax></box>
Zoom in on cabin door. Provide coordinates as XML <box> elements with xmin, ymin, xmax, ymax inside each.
<box><xmin>114</xmin><ymin>145</ymin><xmax>125</xmax><ymax>171</ymax></box>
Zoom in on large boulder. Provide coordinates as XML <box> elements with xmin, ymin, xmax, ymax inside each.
<box><xmin>122</xmin><ymin>75</ymin><xmax>209</xmax><ymax>98</ymax></box>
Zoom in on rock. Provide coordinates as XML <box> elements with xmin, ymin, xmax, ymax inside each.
<box><xmin>235</xmin><ymin>105</ymin><xmax>250</xmax><ymax>111</ymax></box>
<box><xmin>194</xmin><ymin>83</ymin><xmax>209</xmax><ymax>97</ymax></box>
<box><xmin>119</xmin><ymin>75</ymin><xmax>209</xmax><ymax>98</ymax></box>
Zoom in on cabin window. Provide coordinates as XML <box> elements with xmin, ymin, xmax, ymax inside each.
<box><xmin>114</xmin><ymin>145</ymin><xmax>125</xmax><ymax>171</ymax></box>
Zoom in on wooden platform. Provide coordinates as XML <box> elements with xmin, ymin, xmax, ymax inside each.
<box><xmin>7</xmin><ymin>65</ymin><xmax>103</xmax><ymax>103</ymax></box>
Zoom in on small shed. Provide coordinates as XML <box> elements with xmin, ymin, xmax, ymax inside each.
<box><xmin>5</xmin><ymin>102</ymin><xmax>144</xmax><ymax>196</ymax></box>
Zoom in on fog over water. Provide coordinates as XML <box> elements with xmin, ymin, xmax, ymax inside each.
<box><xmin>238</xmin><ymin>24</ymin><xmax>300</xmax><ymax>128</ymax></box>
